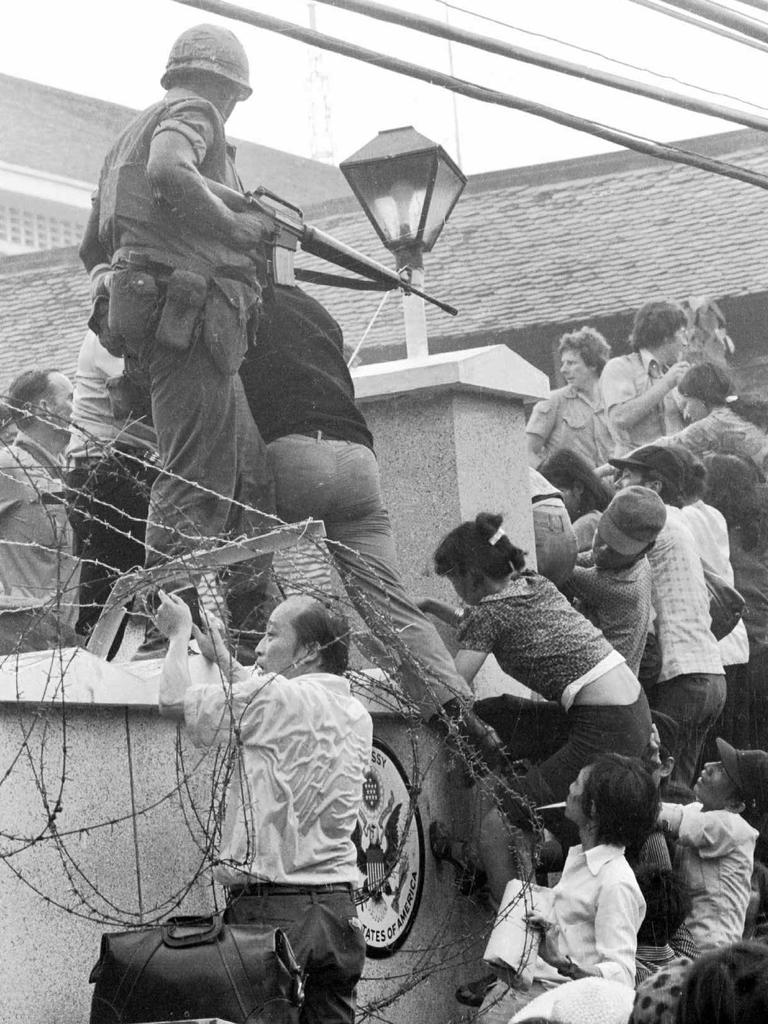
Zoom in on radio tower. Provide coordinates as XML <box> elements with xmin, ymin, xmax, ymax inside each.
<box><xmin>306</xmin><ymin>2</ymin><xmax>335</xmax><ymax>164</ymax></box>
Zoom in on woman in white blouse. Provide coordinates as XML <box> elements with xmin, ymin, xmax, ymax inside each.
<box><xmin>481</xmin><ymin>753</ymin><xmax>658</xmax><ymax>1024</ymax></box>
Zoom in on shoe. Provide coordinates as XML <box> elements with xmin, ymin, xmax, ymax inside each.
<box><xmin>455</xmin><ymin>972</ymin><xmax>497</xmax><ymax>1007</ymax></box>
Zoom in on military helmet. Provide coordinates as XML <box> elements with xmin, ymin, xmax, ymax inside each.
<box><xmin>161</xmin><ymin>24</ymin><xmax>252</xmax><ymax>100</ymax></box>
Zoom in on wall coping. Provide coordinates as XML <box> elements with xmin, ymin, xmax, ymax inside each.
<box><xmin>0</xmin><ymin>647</ymin><xmax>409</xmax><ymax>719</ymax></box>
<box><xmin>352</xmin><ymin>344</ymin><xmax>549</xmax><ymax>404</ymax></box>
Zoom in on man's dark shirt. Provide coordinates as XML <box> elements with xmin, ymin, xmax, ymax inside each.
<box><xmin>241</xmin><ymin>285</ymin><xmax>373</xmax><ymax>449</ymax></box>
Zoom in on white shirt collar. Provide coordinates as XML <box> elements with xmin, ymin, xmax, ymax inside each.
<box><xmin>576</xmin><ymin>843</ymin><xmax>627</xmax><ymax>876</ymax></box>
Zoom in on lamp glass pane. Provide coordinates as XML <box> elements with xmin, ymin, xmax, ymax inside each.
<box><xmin>348</xmin><ymin>151</ymin><xmax>434</xmax><ymax>246</ymax></box>
<box><xmin>420</xmin><ymin>156</ymin><xmax>466</xmax><ymax>251</ymax></box>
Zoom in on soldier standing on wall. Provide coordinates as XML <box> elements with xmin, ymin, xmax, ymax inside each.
<box><xmin>79</xmin><ymin>24</ymin><xmax>276</xmax><ymax>629</ymax></box>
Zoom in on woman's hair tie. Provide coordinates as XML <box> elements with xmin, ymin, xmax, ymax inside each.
<box><xmin>488</xmin><ymin>526</ymin><xmax>506</xmax><ymax>546</ymax></box>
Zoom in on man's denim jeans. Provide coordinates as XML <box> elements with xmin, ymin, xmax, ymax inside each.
<box><xmin>646</xmin><ymin>672</ymin><xmax>727</xmax><ymax>786</ymax></box>
<box><xmin>267</xmin><ymin>435</ymin><xmax>472</xmax><ymax>715</ymax></box>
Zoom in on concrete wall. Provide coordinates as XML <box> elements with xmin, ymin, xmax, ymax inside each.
<box><xmin>0</xmin><ymin>688</ymin><xmax>491</xmax><ymax>1024</ymax></box>
<box><xmin>0</xmin><ymin>345</ymin><xmax>547</xmax><ymax>1023</ymax></box>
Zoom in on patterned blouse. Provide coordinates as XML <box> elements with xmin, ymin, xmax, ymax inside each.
<box><xmin>457</xmin><ymin>571</ymin><xmax>614</xmax><ymax>702</ymax></box>
<box><xmin>655</xmin><ymin>405</ymin><xmax>768</xmax><ymax>472</ymax></box>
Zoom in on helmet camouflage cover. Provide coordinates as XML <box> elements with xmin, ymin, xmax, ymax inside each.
<box><xmin>161</xmin><ymin>23</ymin><xmax>252</xmax><ymax>100</ymax></box>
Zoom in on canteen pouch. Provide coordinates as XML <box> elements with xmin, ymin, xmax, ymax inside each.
<box><xmin>89</xmin><ymin>294</ymin><xmax>125</xmax><ymax>358</ymax></box>
<box><xmin>107</xmin><ymin>268</ymin><xmax>160</xmax><ymax>356</ymax></box>
<box><xmin>202</xmin><ymin>277</ymin><xmax>260</xmax><ymax>376</ymax></box>
<box><xmin>155</xmin><ymin>268</ymin><xmax>208</xmax><ymax>351</ymax></box>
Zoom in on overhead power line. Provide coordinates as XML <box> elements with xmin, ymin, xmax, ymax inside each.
<box><xmin>440</xmin><ymin>0</ymin><xmax>768</xmax><ymax>114</ymax></box>
<box><xmin>627</xmin><ymin>0</ymin><xmax>768</xmax><ymax>53</ymax></box>
<box><xmin>312</xmin><ymin>0</ymin><xmax>768</xmax><ymax>133</ymax></box>
<box><xmin>660</xmin><ymin>0</ymin><xmax>768</xmax><ymax>42</ymax></box>
<box><xmin>171</xmin><ymin>0</ymin><xmax>768</xmax><ymax>193</ymax></box>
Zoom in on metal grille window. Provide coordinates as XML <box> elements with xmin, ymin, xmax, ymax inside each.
<box><xmin>0</xmin><ymin>203</ymin><xmax>83</xmax><ymax>250</ymax></box>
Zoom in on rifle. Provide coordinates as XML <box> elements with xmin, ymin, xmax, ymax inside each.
<box><xmin>207</xmin><ymin>179</ymin><xmax>458</xmax><ymax>316</ymax></box>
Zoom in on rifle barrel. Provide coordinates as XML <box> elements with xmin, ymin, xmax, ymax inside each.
<box><xmin>301</xmin><ymin>225</ymin><xmax>458</xmax><ymax>316</ymax></box>
<box><xmin>205</xmin><ymin>178</ymin><xmax>457</xmax><ymax>315</ymax></box>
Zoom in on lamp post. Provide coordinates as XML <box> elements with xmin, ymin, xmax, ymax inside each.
<box><xmin>340</xmin><ymin>126</ymin><xmax>466</xmax><ymax>360</ymax></box>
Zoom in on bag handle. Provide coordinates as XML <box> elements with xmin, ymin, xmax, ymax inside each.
<box><xmin>161</xmin><ymin>913</ymin><xmax>224</xmax><ymax>947</ymax></box>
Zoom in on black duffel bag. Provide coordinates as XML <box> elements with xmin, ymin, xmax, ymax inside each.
<box><xmin>89</xmin><ymin>913</ymin><xmax>304</xmax><ymax>1024</ymax></box>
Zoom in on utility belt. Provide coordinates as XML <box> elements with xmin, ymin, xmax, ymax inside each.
<box><xmin>99</xmin><ymin>249</ymin><xmax>263</xmax><ymax>375</ymax></box>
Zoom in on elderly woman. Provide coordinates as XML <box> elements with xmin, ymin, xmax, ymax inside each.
<box><xmin>527</xmin><ymin>326</ymin><xmax>614</xmax><ymax>469</ymax></box>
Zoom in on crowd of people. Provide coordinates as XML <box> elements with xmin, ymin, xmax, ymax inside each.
<box><xmin>2</xmin><ymin>22</ymin><xmax>768</xmax><ymax>1024</ymax></box>
<box><xmin>453</xmin><ymin>299</ymin><xmax>768</xmax><ymax>1023</ymax></box>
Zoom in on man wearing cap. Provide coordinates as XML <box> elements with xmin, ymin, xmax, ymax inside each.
<box><xmin>567</xmin><ymin>486</ymin><xmax>666</xmax><ymax>677</ymax></box>
<box><xmin>601</xmin><ymin>300</ymin><xmax>690</xmax><ymax>456</ymax></box>
<box><xmin>610</xmin><ymin>445</ymin><xmax>725</xmax><ymax>786</ymax></box>
<box><xmin>658</xmin><ymin>737</ymin><xmax>766</xmax><ymax>952</ymax></box>
<box><xmin>79</xmin><ymin>25</ymin><xmax>275</xmax><ymax>611</ymax></box>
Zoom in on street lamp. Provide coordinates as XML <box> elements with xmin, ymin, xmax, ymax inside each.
<box><xmin>340</xmin><ymin>126</ymin><xmax>466</xmax><ymax>360</ymax></box>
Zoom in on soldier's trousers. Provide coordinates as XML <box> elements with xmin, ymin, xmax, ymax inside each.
<box><xmin>143</xmin><ymin>337</ymin><xmax>276</xmax><ymax>574</ymax></box>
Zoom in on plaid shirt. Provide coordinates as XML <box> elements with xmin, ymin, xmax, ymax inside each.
<box><xmin>647</xmin><ymin>508</ymin><xmax>723</xmax><ymax>681</ymax></box>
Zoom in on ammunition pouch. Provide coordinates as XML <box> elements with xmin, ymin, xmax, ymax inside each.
<box><xmin>202</xmin><ymin>276</ymin><xmax>260</xmax><ymax>376</ymax></box>
<box><xmin>155</xmin><ymin>268</ymin><xmax>208</xmax><ymax>351</ymax></box>
<box><xmin>108</xmin><ymin>267</ymin><xmax>160</xmax><ymax>357</ymax></box>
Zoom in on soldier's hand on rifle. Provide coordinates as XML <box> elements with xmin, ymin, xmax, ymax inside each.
<box><xmin>230</xmin><ymin>208</ymin><xmax>273</xmax><ymax>254</ymax></box>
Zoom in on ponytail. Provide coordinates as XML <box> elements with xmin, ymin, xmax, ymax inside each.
<box><xmin>434</xmin><ymin>513</ymin><xmax>526</xmax><ymax>580</ymax></box>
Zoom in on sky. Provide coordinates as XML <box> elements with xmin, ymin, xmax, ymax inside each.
<box><xmin>3</xmin><ymin>0</ymin><xmax>768</xmax><ymax>175</ymax></box>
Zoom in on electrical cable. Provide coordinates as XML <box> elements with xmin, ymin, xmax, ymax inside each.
<box><xmin>627</xmin><ymin>0</ymin><xmax>768</xmax><ymax>51</ymax></box>
<box><xmin>657</xmin><ymin>0</ymin><xmax>768</xmax><ymax>43</ymax></box>
<box><xmin>313</xmin><ymin>0</ymin><xmax>768</xmax><ymax>132</ymax></box>
<box><xmin>171</xmin><ymin>0</ymin><xmax>768</xmax><ymax>193</ymax></box>
<box><xmin>439</xmin><ymin>0</ymin><xmax>768</xmax><ymax>114</ymax></box>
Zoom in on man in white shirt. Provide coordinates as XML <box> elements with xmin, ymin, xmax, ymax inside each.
<box><xmin>601</xmin><ymin>300</ymin><xmax>690</xmax><ymax>455</ymax></box>
<box><xmin>66</xmin><ymin>330</ymin><xmax>158</xmax><ymax>634</ymax></box>
<box><xmin>157</xmin><ymin>592</ymin><xmax>373</xmax><ymax>1024</ymax></box>
<box><xmin>0</xmin><ymin>368</ymin><xmax>79</xmax><ymax>652</ymax></box>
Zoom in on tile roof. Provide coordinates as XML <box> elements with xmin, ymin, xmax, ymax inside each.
<box><xmin>3</xmin><ymin>126</ymin><xmax>768</xmax><ymax>391</ymax></box>
<box><xmin>0</xmin><ymin>73</ymin><xmax>349</xmax><ymax>207</ymax></box>
<box><xmin>296</xmin><ymin>127</ymin><xmax>768</xmax><ymax>362</ymax></box>
<box><xmin>0</xmin><ymin>246</ymin><xmax>87</xmax><ymax>392</ymax></box>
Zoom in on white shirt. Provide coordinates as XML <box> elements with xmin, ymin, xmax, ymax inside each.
<box><xmin>660</xmin><ymin>801</ymin><xmax>757</xmax><ymax>952</ymax></box>
<box><xmin>648</xmin><ymin>508</ymin><xmax>724</xmax><ymax>681</ymax></box>
<box><xmin>548</xmin><ymin>843</ymin><xmax>645</xmax><ymax>987</ymax></box>
<box><xmin>179</xmin><ymin>668</ymin><xmax>373</xmax><ymax>887</ymax></box>
<box><xmin>681</xmin><ymin>501</ymin><xmax>749</xmax><ymax>666</ymax></box>
<box><xmin>66</xmin><ymin>331</ymin><xmax>156</xmax><ymax>458</ymax></box>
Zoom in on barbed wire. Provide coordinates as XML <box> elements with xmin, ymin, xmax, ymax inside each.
<box><xmin>0</xmin><ymin>401</ymin><xmax>548</xmax><ymax>1019</ymax></box>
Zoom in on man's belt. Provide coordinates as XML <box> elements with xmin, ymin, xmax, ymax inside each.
<box><xmin>227</xmin><ymin>881</ymin><xmax>353</xmax><ymax>899</ymax></box>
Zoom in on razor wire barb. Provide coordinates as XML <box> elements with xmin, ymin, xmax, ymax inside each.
<box><xmin>0</xmin><ymin>403</ymin><xmax>548</xmax><ymax>1022</ymax></box>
